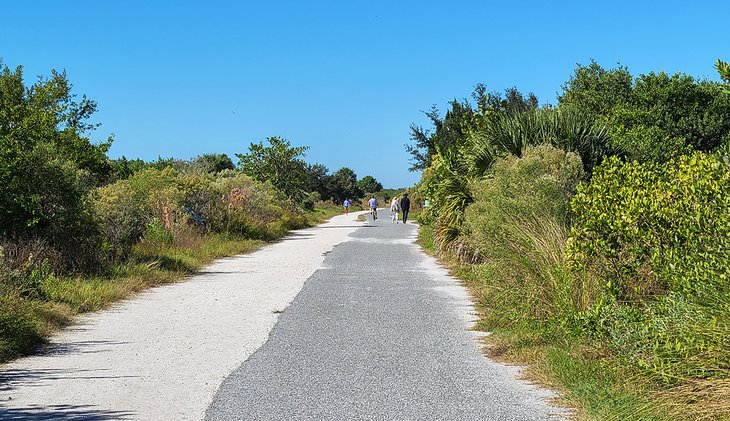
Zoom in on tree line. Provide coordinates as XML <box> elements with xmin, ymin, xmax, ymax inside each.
<box><xmin>0</xmin><ymin>59</ymin><xmax>391</xmax><ymax>360</ymax></box>
<box><xmin>0</xmin><ymin>59</ymin><xmax>384</xmax><ymax>272</ymax></box>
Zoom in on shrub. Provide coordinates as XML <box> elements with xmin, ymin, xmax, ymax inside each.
<box><xmin>143</xmin><ymin>219</ymin><xmax>174</xmax><ymax>247</ymax></box>
<box><xmin>568</xmin><ymin>152</ymin><xmax>730</xmax><ymax>390</ymax></box>
<box><xmin>211</xmin><ymin>173</ymin><xmax>290</xmax><ymax>239</ymax></box>
<box><xmin>462</xmin><ymin>144</ymin><xmax>584</xmax><ymax>263</ymax></box>
<box><xmin>459</xmin><ymin>145</ymin><xmax>585</xmax><ymax>328</ymax></box>
<box><xmin>93</xmin><ymin>168</ymin><xmax>183</xmax><ymax>260</ymax></box>
<box><xmin>568</xmin><ymin>153</ymin><xmax>730</xmax><ymax>302</ymax></box>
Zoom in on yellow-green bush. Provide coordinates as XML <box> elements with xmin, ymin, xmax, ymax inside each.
<box><xmin>568</xmin><ymin>152</ymin><xmax>730</xmax><ymax>386</ymax></box>
<box><xmin>569</xmin><ymin>153</ymin><xmax>730</xmax><ymax>302</ymax></box>
<box><xmin>93</xmin><ymin>167</ymin><xmax>184</xmax><ymax>260</ymax></box>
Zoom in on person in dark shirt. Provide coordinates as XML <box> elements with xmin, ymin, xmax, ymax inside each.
<box><xmin>399</xmin><ymin>193</ymin><xmax>411</xmax><ymax>223</ymax></box>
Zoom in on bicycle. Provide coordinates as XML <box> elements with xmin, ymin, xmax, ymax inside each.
<box><xmin>370</xmin><ymin>207</ymin><xmax>378</xmax><ymax>220</ymax></box>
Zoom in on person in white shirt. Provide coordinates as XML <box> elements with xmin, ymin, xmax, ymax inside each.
<box><xmin>390</xmin><ymin>197</ymin><xmax>400</xmax><ymax>223</ymax></box>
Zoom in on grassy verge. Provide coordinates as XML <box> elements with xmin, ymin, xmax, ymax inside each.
<box><xmin>418</xmin><ymin>224</ymin><xmax>682</xmax><ymax>420</ymax></box>
<box><xmin>0</xmin><ymin>204</ymin><xmax>341</xmax><ymax>364</ymax></box>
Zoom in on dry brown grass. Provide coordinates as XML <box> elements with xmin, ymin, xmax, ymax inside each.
<box><xmin>654</xmin><ymin>376</ymin><xmax>730</xmax><ymax>420</ymax></box>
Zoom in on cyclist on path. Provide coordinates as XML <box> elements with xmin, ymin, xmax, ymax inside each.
<box><xmin>368</xmin><ymin>196</ymin><xmax>378</xmax><ymax>220</ymax></box>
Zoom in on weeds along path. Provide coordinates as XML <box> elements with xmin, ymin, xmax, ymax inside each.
<box><xmin>206</xmin><ymin>215</ymin><xmax>567</xmax><ymax>420</ymax></box>
<box><xmin>0</xmin><ymin>212</ymin><xmax>367</xmax><ymax>420</ymax></box>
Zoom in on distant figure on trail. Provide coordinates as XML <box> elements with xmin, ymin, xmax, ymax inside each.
<box><xmin>390</xmin><ymin>196</ymin><xmax>400</xmax><ymax>223</ymax></box>
<box><xmin>400</xmin><ymin>193</ymin><xmax>411</xmax><ymax>223</ymax></box>
<box><xmin>368</xmin><ymin>196</ymin><xmax>378</xmax><ymax>220</ymax></box>
<box><xmin>343</xmin><ymin>198</ymin><xmax>351</xmax><ymax>214</ymax></box>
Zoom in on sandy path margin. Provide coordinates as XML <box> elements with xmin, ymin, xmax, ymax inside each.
<box><xmin>0</xmin><ymin>212</ymin><xmax>365</xmax><ymax>420</ymax></box>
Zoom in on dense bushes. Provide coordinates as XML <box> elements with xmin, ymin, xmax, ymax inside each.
<box><xmin>0</xmin><ymin>63</ymin><xmax>110</xmax><ymax>271</ymax></box>
<box><xmin>567</xmin><ymin>152</ymin><xmax>730</xmax><ymax>391</ymax></box>
<box><xmin>458</xmin><ymin>146</ymin><xmax>584</xmax><ymax>329</ymax></box>
<box><xmin>94</xmin><ymin>168</ymin><xmax>308</xmax><ymax>260</ymax></box>
<box><xmin>569</xmin><ymin>153</ymin><xmax>730</xmax><ymax>302</ymax></box>
<box><xmin>410</xmin><ymin>61</ymin><xmax>730</xmax><ymax>417</ymax></box>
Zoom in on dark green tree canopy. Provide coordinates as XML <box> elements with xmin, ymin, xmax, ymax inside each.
<box><xmin>305</xmin><ymin>163</ymin><xmax>334</xmax><ymax>201</ymax></box>
<box><xmin>0</xmin><ymin>61</ymin><xmax>110</xmax><ymax>268</ymax></box>
<box><xmin>111</xmin><ymin>156</ymin><xmax>146</xmax><ymax>181</ymax></box>
<box><xmin>330</xmin><ymin>167</ymin><xmax>362</xmax><ymax>202</ymax></box>
<box><xmin>406</xmin><ymin>85</ymin><xmax>539</xmax><ymax>173</ymax></box>
<box><xmin>357</xmin><ymin>175</ymin><xmax>383</xmax><ymax>194</ymax></box>
<box><xmin>558</xmin><ymin>60</ymin><xmax>633</xmax><ymax>119</ymax></box>
<box><xmin>236</xmin><ymin>136</ymin><xmax>309</xmax><ymax>201</ymax></box>
<box><xmin>192</xmin><ymin>153</ymin><xmax>235</xmax><ymax>173</ymax></box>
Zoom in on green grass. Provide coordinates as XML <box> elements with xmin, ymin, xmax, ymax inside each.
<box><xmin>417</xmin><ymin>224</ymin><xmax>436</xmax><ymax>254</ymax></box>
<box><xmin>0</xmin><ymin>234</ymin><xmax>265</xmax><ymax>363</ymax></box>
<box><xmin>306</xmin><ymin>202</ymin><xmax>347</xmax><ymax>224</ymax></box>
<box><xmin>418</xmin><ymin>222</ymin><xmax>706</xmax><ymax>420</ymax></box>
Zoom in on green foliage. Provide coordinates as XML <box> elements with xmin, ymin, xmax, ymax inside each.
<box><xmin>609</xmin><ymin>72</ymin><xmax>730</xmax><ymax>162</ymax></box>
<box><xmin>566</xmin><ymin>151</ymin><xmax>730</xmax><ymax>401</ymax></box>
<box><xmin>191</xmin><ymin>153</ymin><xmax>235</xmax><ymax>174</ymax></box>
<box><xmin>420</xmin><ymin>152</ymin><xmax>472</xmax><ymax>250</ymax></box>
<box><xmin>208</xmin><ymin>172</ymin><xmax>300</xmax><ymax>239</ymax></box>
<box><xmin>236</xmin><ymin>136</ymin><xmax>309</xmax><ymax>203</ymax></box>
<box><xmin>569</xmin><ymin>153</ymin><xmax>730</xmax><ymax>301</ymax></box>
<box><xmin>0</xmin><ymin>294</ymin><xmax>57</xmax><ymax>360</ymax></box>
<box><xmin>305</xmin><ymin>163</ymin><xmax>334</xmax><ymax>201</ymax></box>
<box><xmin>356</xmin><ymin>175</ymin><xmax>382</xmax><ymax>194</ymax></box>
<box><xmin>459</xmin><ymin>146</ymin><xmax>584</xmax><ymax>323</ymax></box>
<box><xmin>558</xmin><ymin>59</ymin><xmax>633</xmax><ymax>120</ymax></box>
<box><xmin>608</xmin><ymin>292</ymin><xmax>730</xmax><ymax>384</ymax></box>
<box><xmin>330</xmin><ymin>167</ymin><xmax>362</xmax><ymax>202</ymax></box>
<box><xmin>94</xmin><ymin>167</ymin><xmax>305</xmax><ymax>258</ymax></box>
<box><xmin>93</xmin><ymin>167</ymin><xmax>182</xmax><ymax>260</ymax></box>
<box><xmin>405</xmin><ymin>100</ymin><xmax>475</xmax><ymax>172</ymax></box>
<box><xmin>483</xmin><ymin>107</ymin><xmax>613</xmax><ymax>172</ymax></box>
<box><xmin>716</xmin><ymin>59</ymin><xmax>730</xmax><ymax>93</ymax></box>
<box><xmin>0</xmin><ymin>62</ymin><xmax>109</xmax><ymax>270</ymax></box>
<box><xmin>143</xmin><ymin>219</ymin><xmax>174</xmax><ymax>246</ymax></box>
<box><xmin>411</xmin><ymin>61</ymin><xmax>730</xmax><ymax>419</ymax></box>
<box><xmin>111</xmin><ymin>156</ymin><xmax>147</xmax><ymax>180</ymax></box>
<box><xmin>560</xmin><ymin>61</ymin><xmax>730</xmax><ymax>163</ymax></box>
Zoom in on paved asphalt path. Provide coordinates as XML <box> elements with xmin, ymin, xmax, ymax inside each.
<box><xmin>207</xmin><ymin>212</ymin><xmax>564</xmax><ymax>420</ymax></box>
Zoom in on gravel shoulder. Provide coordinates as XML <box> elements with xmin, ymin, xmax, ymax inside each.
<box><xmin>0</xmin><ymin>212</ymin><xmax>366</xmax><ymax>420</ymax></box>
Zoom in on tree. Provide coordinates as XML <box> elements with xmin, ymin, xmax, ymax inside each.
<box><xmin>305</xmin><ymin>163</ymin><xmax>333</xmax><ymax>201</ymax></box>
<box><xmin>192</xmin><ymin>153</ymin><xmax>235</xmax><ymax>173</ymax></box>
<box><xmin>235</xmin><ymin>136</ymin><xmax>309</xmax><ymax>202</ymax></box>
<box><xmin>0</xmin><ymin>61</ymin><xmax>110</xmax><ymax>269</ymax></box>
<box><xmin>717</xmin><ymin>59</ymin><xmax>730</xmax><ymax>93</ymax></box>
<box><xmin>607</xmin><ymin>71</ymin><xmax>730</xmax><ymax>162</ymax></box>
<box><xmin>558</xmin><ymin>60</ymin><xmax>633</xmax><ymax>119</ymax></box>
<box><xmin>330</xmin><ymin>167</ymin><xmax>362</xmax><ymax>202</ymax></box>
<box><xmin>405</xmin><ymin>100</ymin><xmax>474</xmax><ymax>172</ymax></box>
<box><xmin>357</xmin><ymin>175</ymin><xmax>382</xmax><ymax>194</ymax></box>
<box><xmin>111</xmin><ymin>156</ymin><xmax>146</xmax><ymax>180</ymax></box>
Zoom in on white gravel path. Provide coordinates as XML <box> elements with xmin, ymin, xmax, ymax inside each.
<box><xmin>0</xmin><ymin>212</ymin><xmax>366</xmax><ymax>420</ymax></box>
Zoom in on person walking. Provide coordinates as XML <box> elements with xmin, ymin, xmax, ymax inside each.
<box><xmin>390</xmin><ymin>196</ymin><xmax>400</xmax><ymax>223</ymax></box>
<box><xmin>343</xmin><ymin>198</ymin><xmax>350</xmax><ymax>214</ymax></box>
<box><xmin>400</xmin><ymin>193</ymin><xmax>411</xmax><ymax>223</ymax></box>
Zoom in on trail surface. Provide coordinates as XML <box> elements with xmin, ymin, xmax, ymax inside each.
<box><xmin>1</xmin><ymin>211</ymin><xmax>564</xmax><ymax>420</ymax></box>
<box><xmin>0</xmin><ymin>213</ymin><xmax>365</xmax><ymax>420</ymax></box>
<box><xmin>206</xmin><ymin>214</ymin><xmax>565</xmax><ymax>420</ymax></box>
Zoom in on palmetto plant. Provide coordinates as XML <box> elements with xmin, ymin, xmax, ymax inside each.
<box><xmin>424</xmin><ymin>104</ymin><xmax>611</xmax><ymax>256</ymax></box>
<box><xmin>484</xmin><ymin>107</ymin><xmax>611</xmax><ymax>171</ymax></box>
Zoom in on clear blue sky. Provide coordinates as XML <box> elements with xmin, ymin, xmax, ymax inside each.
<box><xmin>2</xmin><ymin>1</ymin><xmax>728</xmax><ymax>188</ymax></box>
